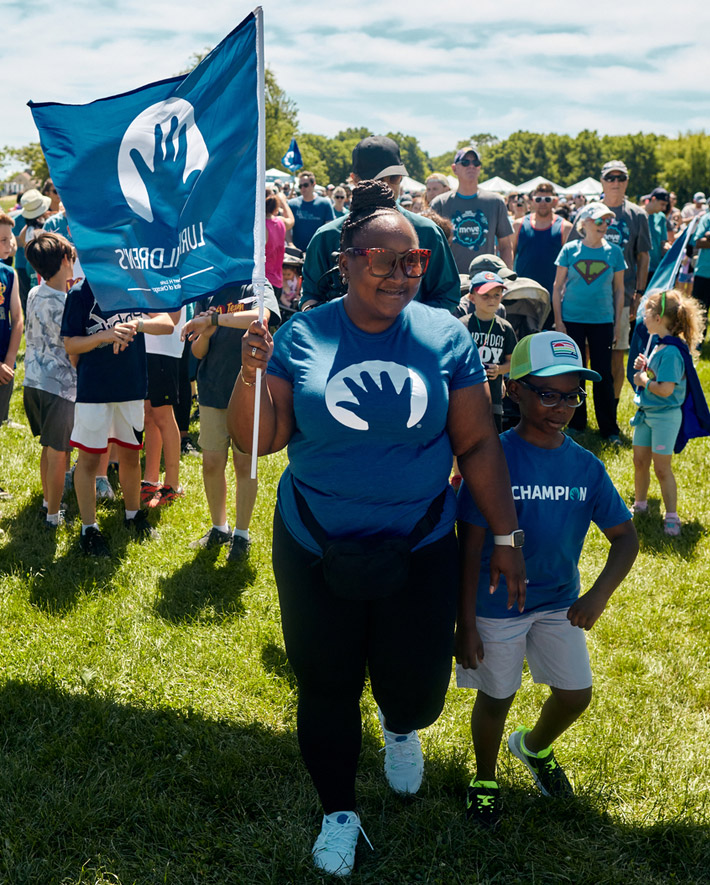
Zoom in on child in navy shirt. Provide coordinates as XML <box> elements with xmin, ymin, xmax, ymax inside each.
<box><xmin>456</xmin><ymin>331</ymin><xmax>638</xmax><ymax>827</ymax></box>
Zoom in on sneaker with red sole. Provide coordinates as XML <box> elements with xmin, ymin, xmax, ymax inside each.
<box><xmin>146</xmin><ymin>485</ymin><xmax>185</xmax><ymax>509</ymax></box>
<box><xmin>140</xmin><ymin>481</ymin><xmax>161</xmax><ymax>505</ymax></box>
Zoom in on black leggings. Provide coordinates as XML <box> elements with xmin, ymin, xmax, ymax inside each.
<box><xmin>564</xmin><ymin>321</ymin><xmax>619</xmax><ymax>437</ymax></box>
<box><xmin>272</xmin><ymin>508</ymin><xmax>459</xmax><ymax>812</ymax></box>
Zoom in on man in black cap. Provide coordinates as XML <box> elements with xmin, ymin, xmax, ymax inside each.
<box><xmin>643</xmin><ymin>187</ymin><xmax>670</xmax><ymax>278</ymax></box>
<box><xmin>429</xmin><ymin>145</ymin><xmax>514</xmax><ymax>274</ymax></box>
<box><xmin>299</xmin><ymin>136</ymin><xmax>460</xmax><ymax>313</ymax></box>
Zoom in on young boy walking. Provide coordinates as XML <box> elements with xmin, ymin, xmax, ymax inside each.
<box><xmin>61</xmin><ymin>278</ymin><xmax>174</xmax><ymax>555</ymax></box>
<box><xmin>23</xmin><ymin>233</ymin><xmax>77</xmax><ymax>527</ymax></box>
<box><xmin>456</xmin><ymin>331</ymin><xmax>638</xmax><ymax>827</ymax></box>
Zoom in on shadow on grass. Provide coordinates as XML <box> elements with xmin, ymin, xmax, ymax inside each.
<box><xmin>633</xmin><ymin>498</ymin><xmax>705</xmax><ymax>556</ymax></box>
<box><xmin>0</xmin><ymin>496</ymin><xmax>142</xmax><ymax>614</ymax></box>
<box><xmin>153</xmin><ymin>547</ymin><xmax>255</xmax><ymax>624</ymax></box>
<box><xmin>0</xmin><ymin>680</ymin><xmax>707</xmax><ymax>885</ymax></box>
<box><xmin>261</xmin><ymin>641</ymin><xmax>297</xmax><ymax>690</ymax></box>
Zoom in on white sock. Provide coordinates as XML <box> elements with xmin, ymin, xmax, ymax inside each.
<box><xmin>125</xmin><ymin>509</ymin><xmax>139</xmax><ymax>520</ymax></box>
<box><xmin>213</xmin><ymin>523</ymin><xmax>230</xmax><ymax>534</ymax></box>
<box><xmin>82</xmin><ymin>523</ymin><xmax>99</xmax><ymax>534</ymax></box>
<box><xmin>665</xmin><ymin>511</ymin><xmax>679</xmax><ymax>520</ymax></box>
<box><xmin>96</xmin><ymin>474</ymin><xmax>108</xmax><ymax>482</ymax></box>
<box><xmin>42</xmin><ymin>499</ymin><xmax>48</xmax><ymax>509</ymax></box>
<box><xmin>232</xmin><ymin>527</ymin><xmax>249</xmax><ymax>540</ymax></box>
<box><xmin>46</xmin><ymin>512</ymin><xmax>59</xmax><ymax>526</ymax></box>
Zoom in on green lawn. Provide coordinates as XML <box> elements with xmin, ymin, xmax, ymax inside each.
<box><xmin>0</xmin><ymin>345</ymin><xmax>708</xmax><ymax>884</ymax></box>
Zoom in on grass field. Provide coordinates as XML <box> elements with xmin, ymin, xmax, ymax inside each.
<box><xmin>0</xmin><ymin>343</ymin><xmax>708</xmax><ymax>885</ymax></box>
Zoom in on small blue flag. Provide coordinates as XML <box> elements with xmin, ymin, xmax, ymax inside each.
<box><xmin>281</xmin><ymin>138</ymin><xmax>303</xmax><ymax>173</ymax></box>
<box><xmin>29</xmin><ymin>11</ymin><xmax>263</xmax><ymax>313</ymax></box>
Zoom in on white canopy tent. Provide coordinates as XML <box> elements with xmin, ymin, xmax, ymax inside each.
<box><xmin>516</xmin><ymin>175</ymin><xmax>565</xmax><ymax>194</ymax></box>
<box><xmin>401</xmin><ymin>175</ymin><xmax>426</xmax><ymax>193</ymax></box>
<box><xmin>266</xmin><ymin>167</ymin><xmax>293</xmax><ymax>182</ymax></box>
<box><xmin>565</xmin><ymin>176</ymin><xmax>603</xmax><ymax>197</ymax></box>
<box><xmin>479</xmin><ymin>176</ymin><xmax>517</xmax><ymax>195</ymax></box>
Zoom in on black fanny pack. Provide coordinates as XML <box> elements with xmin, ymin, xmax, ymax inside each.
<box><xmin>293</xmin><ymin>484</ymin><xmax>447</xmax><ymax>601</ymax></box>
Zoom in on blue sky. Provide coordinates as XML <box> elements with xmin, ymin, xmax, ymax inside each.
<box><xmin>3</xmin><ymin>0</ymin><xmax>709</xmax><ymax>165</ymax></box>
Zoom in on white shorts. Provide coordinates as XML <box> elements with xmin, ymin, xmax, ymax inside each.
<box><xmin>613</xmin><ymin>306</ymin><xmax>631</xmax><ymax>351</ymax></box>
<box><xmin>71</xmin><ymin>401</ymin><xmax>144</xmax><ymax>453</ymax></box>
<box><xmin>456</xmin><ymin>608</ymin><xmax>592</xmax><ymax>699</ymax></box>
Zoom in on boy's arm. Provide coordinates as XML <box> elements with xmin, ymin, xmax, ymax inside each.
<box><xmin>455</xmin><ymin>521</ymin><xmax>487</xmax><ymax>669</ymax></box>
<box><xmin>185</xmin><ymin>305</ymin><xmax>271</xmax><ymax>340</ymax></box>
<box><xmin>567</xmin><ymin>520</ymin><xmax>638</xmax><ymax>630</ymax></box>
<box><xmin>129</xmin><ymin>311</ymin><xmax>175</xmax><ymax>336</ymax></box>
<box><xmin>64</xmin><ymin>322</ymin><xmax>136</xmax><ymax>356</ymax></box>
<box><xmin>0</xmin><ymin>273</ymin><xmax>23</xmax><ymax>384</ymax></box>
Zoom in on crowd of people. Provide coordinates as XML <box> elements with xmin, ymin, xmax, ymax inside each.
<box><xmin>0</xmin><ymin>131</ymin><xmax>708</xmax><ymax>877</ymax></box>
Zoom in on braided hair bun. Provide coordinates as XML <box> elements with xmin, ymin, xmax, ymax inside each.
<box><xmin>340</xmin><ymin>180</ymin><xmax>400</xmax><ymax>249</ymax></box>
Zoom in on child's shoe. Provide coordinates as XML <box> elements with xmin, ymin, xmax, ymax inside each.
<box><xmin>95</xmin><ymin>476</ymin><xmax>115</xmax><ymax>501</ymax></box>
<box><xmin>508</xmin><ymin>726</ymin><xmax>573</xmax><ymax>797</ymax></box>
<box><xmin>312</xmin><ymin>810</ymin><xmax>372</xmax><ymax>877</ymax></box>
<box><xmin>663</xmin><ymin>514</ymin><xmax>681</xmax><ymax>536</ymax></box>
<box><xmin>631</xmin><ymin>501</ymin><xmax>648</xmax><ymax>515</ymax></box>
<box><xmin>140</xmin><ymin>481</ymin><xmax>161</xmax><ymax>505</ymax></box>
<box><xmin>377</xmin><ymin>708</ymin><xmax>423</xmax><ymax>795</ymax></box>
<box><xmin>465</xmin><ymin>779</ymin><xmax>502</xmax><ymax>828</ymax></box>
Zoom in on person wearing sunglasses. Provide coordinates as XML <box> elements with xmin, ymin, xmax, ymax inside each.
<box><xmin>331</xmin><ymin>187</ymin><xmax>349</xmax><ymax>218</ymax></box>
<box><xmin>429</xmin><ymin>145</ymin><xmax>514</xmax><ymax>274</ymax></box>
<box><xmin>288</xmin><ymin>170</ymin><xmax>336</xmax><ymax>253</ymax></box>
<box><xmin>513</xmin><ymin>183</ymin><xmax>573</xmax><ymax>303</ymax></box>
<box><xmin>552</xmin><ymin>202</ymin><xmax>626</xmax><ymax>442</ymax></box>
<box><xmin>569</xmin><ymin>161</ymin><xmax>651</xmax><ymax>404</ymax></box>
<box><xmin>231</xmin><ymin>179</ymin><xmax>525</xmax><ymax>877</ymax></box>
<box><xmin>299</xmin><ymin>135</ymin><xmax>460</xmax><ymax>315</ymax></box>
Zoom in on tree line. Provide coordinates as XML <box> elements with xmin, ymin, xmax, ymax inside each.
<box><xmin>3</xmin><ymin>66</ymin><xmax>708</xmax><ymax>206</ymax></box>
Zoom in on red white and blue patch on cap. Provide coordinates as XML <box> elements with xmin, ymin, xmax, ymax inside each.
<box><xmin>550</xmin><ymin>339</ymin><xmax>578</xmax><ymax>358</ymax></box>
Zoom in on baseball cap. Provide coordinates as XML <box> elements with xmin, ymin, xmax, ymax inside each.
<box><xmin>509</xmin><ymin>332</ymin><xmax>601</xmax><ymax>381</ymax></box>
<box><xmin>575</xmin><ymin>201</ymin><xmax>615</xmax><ymax>226</ymax></box>
<box><xmin>643</xmin><ymin>187</ymin><xmax>670</xmax><ymax>202</ymax></box>
<box><xmin>352</xmin><ymin>136</ymin><xmax>407</xmax><ymax>180</ymax></box>
<box><xmin>601</xmin><ymin>160</ymin><xmax>629</xmax><ymax>177</ymax></box>
<box><xmin>693</xmin><ymin>191</ymin><xmax>707</xmax><ymax>203</ymax></box>
<box><xmin>468</xmin><ymin>253</ymin><xmax>517</xmax><ymax>281</ymax></box>
<box><xmin>454</xmin><ymin>145</ymin><xmax>481</xmax><ymax>165</ymax></box>
<box><xmin>469</xmin><ymin>271</ymin><xmax>506</xmax><ymax>294</ymax></box>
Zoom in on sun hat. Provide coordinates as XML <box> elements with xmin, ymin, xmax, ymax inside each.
<box><xmin>21</xmin><ymin>189</ymin><xmax>52</xmax><ymax>220</ymax></box>
<box><xmin>509</xmin><ymin>332</ymin><xmax>601</xmax><ymax>381</ymax></box>
<box><xmin>469</xmin><ymin>271</ymin><xmax>506</xmax><ymax>294</ymax></box>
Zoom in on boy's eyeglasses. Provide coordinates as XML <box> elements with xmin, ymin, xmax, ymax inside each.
<box><xmin>345</xmin><ymin>247</ymin><xmax>431</xmax><ymax>278</ymax></box>
<box><xmin>533</xmin><ymin>195</ymin><xmax>553</xmax><ymax>203</ymax></box>
<box><xmin>517</xmin><ymin>379</ymin><xmax>587</xmax><ymax>408</ymax></box>
<box><xmin>603</xmin><ymin>174</ymin><xmax>628</xmax><ymax>182</ymax></box>
<box><xmin>457</xmin><ymin>158</ymin><xmax>481</xmax><ymax>167</ymax></box>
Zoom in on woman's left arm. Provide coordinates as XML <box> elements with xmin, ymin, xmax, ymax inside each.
<box><xmin>448</xmin><ymin>384</ymin><xmax>526</xmax><ymax>611</ymax></box>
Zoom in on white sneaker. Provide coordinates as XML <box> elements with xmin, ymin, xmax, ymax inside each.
<box><xmin>95</xmin><ymin>476</ymin><xmax>115</xmax><ymax>501</ymax></box>
<box><xmin>312</xmin><ymin>810</ymin><xmax>372</xmax><ymax>877</ymax></box>
<box><xmin>377</xmin><ymin>708</ymin><xmax>423</xmax><ymax>795</ymax></box>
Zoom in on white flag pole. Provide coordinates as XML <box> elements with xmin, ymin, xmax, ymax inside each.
<box><xmin>251</xmin><ymin>6</ymin><xmax>266</xmax><ymax>479</ymax></box>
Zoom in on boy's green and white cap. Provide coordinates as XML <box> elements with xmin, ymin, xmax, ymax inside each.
<box><xmin>510</xmin><ymin>332</ymin><xmax>601</xmax><ymax>381</ymax></box>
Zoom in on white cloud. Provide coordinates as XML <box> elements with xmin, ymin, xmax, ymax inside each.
<box><xmin>2</xmin><ymin>0</ymin><xmax>709</xmax><ymax>165</ymax></box>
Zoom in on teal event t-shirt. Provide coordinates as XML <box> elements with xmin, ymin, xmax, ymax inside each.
<box><xmin>556</xmin><ymin>239</ymin><xmax>626</xmax><ymax>324</ymax></box>
<box><xmin>268</xmin><ymin>298</ymin><xmax>485</xmax><ymax>554</ymax></box>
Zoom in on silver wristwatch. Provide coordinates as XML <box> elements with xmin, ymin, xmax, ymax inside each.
<box><xmin>493</xmin><ymin>530</ymin><xmax>525</xmax><ymax>548</ymax></box>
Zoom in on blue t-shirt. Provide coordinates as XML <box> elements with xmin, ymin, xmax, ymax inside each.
<box><xmin>43</xmin><ymin>211</ymin><xmax>72</xmax><ymax>242</ymax></box>
<box><xmin>556</xmin><ymin>239</ymin><xmax>626</xmax><ymax>324</ymax></box>
<box><xmin>268</xmin><ymin>298</ymin><xmax>486</xmax><ymax>554</ymax></box>
<box><xmin>691</xmin><ymin>212</ymin><xmax>710</xmax><ymax>279</ymax></box>
<box><xmin>638</xmin><ymin>343</ymin><xmax>686</xmax><ymax>413</ymax></box>
<box><xmin>288</xmin><ymin>195</ymin><xmax>336</xmax><ymax>252</ymax></box>
<box><xmin>60</xmin><ymin>279</ymin><xmax>147</xmax><ymax>403</ymax></box>
<box><xmin>457</xmin><ymin>430</ymin><xmax>630</xmax><ymax>618</ymax></box>
<box><xmin>647</xmin><ymin>212</ymin><xmax>668</xmax><ymax>273</ymax></box>
<box><xmin>0</xmin><ymin>263</ymin><xmax>15</xmax><ymax>361</ymax></box>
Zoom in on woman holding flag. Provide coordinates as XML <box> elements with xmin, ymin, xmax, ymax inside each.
<box><xmin>229</xmin><ymin>181</ymin><xmax>525</xmax><ymax>877</ymax></box>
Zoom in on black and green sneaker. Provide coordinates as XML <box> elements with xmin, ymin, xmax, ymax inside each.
<box><xmin>507</xmin><ymin>726</ymin><xmax>573</xmax><ymax>797</ymax></box>
<box><xmin>465</xmin><ymin>779</ymin><xmax>502</xmax><ymax>828</ymax></box>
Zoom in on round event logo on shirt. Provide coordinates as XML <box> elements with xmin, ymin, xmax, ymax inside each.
<box><xmin>324</xmin><ymin>361</ymin><xmax>428</xmax><ymax>431</ymax></box>
<box><xmin>452</xmin><ymin>209</ymin><xmax>489</xmax><ymax>251</ymax></box>
<box><xmin>605</xmin><ymin>218</ymin><xmax>630</xmax><ymax>249</ymax></box>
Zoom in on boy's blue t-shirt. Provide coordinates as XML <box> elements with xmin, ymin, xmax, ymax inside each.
<box><xmin>639</xmin><ymin>344</ymin><xmax>686</xmax><ymax>412</ymax></box>
<box><xmin>555</xmin><ymin>240</ymin><xmax>627</xmax><ymax>324</ymax></box>
<box><xmin>0</xmin><ymin>263</ymin><xmax>15</xmax><ymax>362</ymax></box>
<box><xmin>60</xmin><ymin>279</ymin><xmax>147</xmax><ymax>403</ymax></box>
<box><xmin>691</xmin><ymin>212</ymin><xmax>710</xmax><ymax>278</ymax></box>
<box><xmin>457</xmin><ymin>429</ymin><xmax>630</xmax><ymax>619</ymax></box>
<box><xmin>268</xmin><ymin>297</ymin><xmax>486</xmax><ymax>554</ymax></box>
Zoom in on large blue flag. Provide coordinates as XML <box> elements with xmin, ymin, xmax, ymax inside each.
<box><xmin>29</xmin><ymin>10</ymin><xmax>263</xmax><ymax>313</ymax></box>
<box><xmin>281</xmin><ymin>137</ymin><xmax>303</xmax><ymax>173</ymax></box>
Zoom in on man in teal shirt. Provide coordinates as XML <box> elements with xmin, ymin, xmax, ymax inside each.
<box><xmin>691</xmin><ymin>209</ymin><xmax>710</xmax><ymax>341</ymax></box>
<box><xmin>643</xmin><ymin>188</ymin><xmax>670</xmax><ymax>277</ymax></box>
<box><xmin>299</xmin><ymin>136</ymin><xmax>460</xmax><ymax>314</ymax></box>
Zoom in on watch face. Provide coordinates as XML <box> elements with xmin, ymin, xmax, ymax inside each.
<box><xmin>512</xmin><ymin>530</ymin><xmax>525</xmax><ymax>548</ymax></box>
